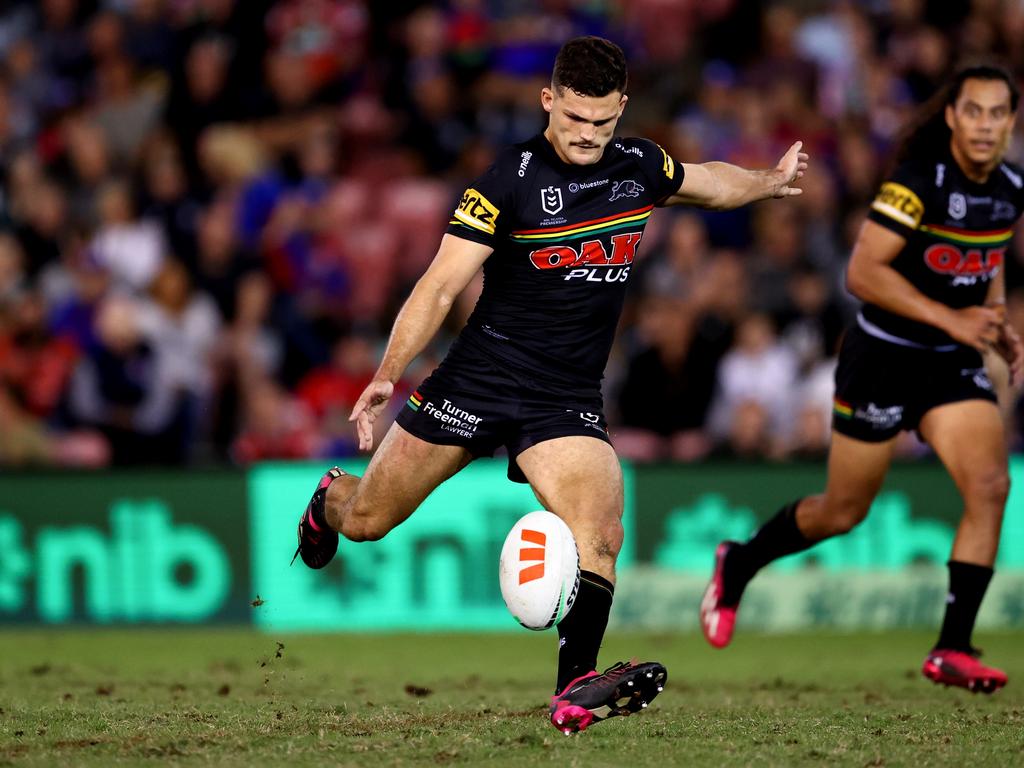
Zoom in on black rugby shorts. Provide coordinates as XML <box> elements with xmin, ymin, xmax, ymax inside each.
<box><xmin>832</xmin><ymin>325</ymin><xmax>997</xmax><ymax>442</ymax></box>
<box><xmin>395</xmin><ymin>339</ymin><xmax>612</xmax><ymax>482</ymax></box>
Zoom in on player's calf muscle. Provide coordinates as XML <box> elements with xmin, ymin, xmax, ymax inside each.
<box><xmin>324</xmin><ymin>475</ymin><xmax>359</xmax><ymax>530</ymax></box>
<box><xmin>324</xmin><ymin>478</ymin><xmax>402</xmax><ymax>542</ymax></box>
<box><xmin>337</xmin><ymin>500</ymin><xmax>401</xmax><ymax>542</ymax></box>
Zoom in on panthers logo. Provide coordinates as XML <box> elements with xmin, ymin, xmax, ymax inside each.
<box><xmin>609</xmin><ymin>180</ymin><xmax>644</xmax><ymax>202</ymax></box>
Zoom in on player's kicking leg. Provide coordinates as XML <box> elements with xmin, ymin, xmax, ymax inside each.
<box><xmin>293</xmin><ymin>423</ymin><xmax>471</xmax><ymax>567</ymax></box>
<box><xmin>516</xmin><ymin>436</ymin><xmax>667</xmax><ymax>734</ymax></box>
<box><xmin>701</xmin><ymin>431</ymin><xmax>894</xmax><ymax>647</ymax></box>
<box><xmin>918</xmin><ymin>401</ymin><xmax>1009</xmax><ymax>693</ymax></box>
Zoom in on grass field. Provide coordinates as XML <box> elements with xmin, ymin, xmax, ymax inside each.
<box><xmin>1</xmin><ymin>629</ymin><xmax>1022</xmax><ymax>767</ymax></box>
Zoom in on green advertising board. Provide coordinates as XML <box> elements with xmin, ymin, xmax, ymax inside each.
<box><xmin>0</xmin><ymin>471</ymin><xmax>248</xmax><ymax>624</ymax></box>
<box><xmin>248</xmin><ymin>461</ymin><xmax>637</xmax><ymax>632</ymax></box>
<box><xmin>633</xmin><ymin>461</ymin><xmax>1024</xmax><ymax>570</ymax></box>
<box><xmin>1</xmin><ymin>458</ymin><xmax>1023</xmax><ymax>630</ymax></box>
<box><xmin>611</xmin><ymin>458</ymin><xmax>1024</xmax><ymax>631</ymax></box>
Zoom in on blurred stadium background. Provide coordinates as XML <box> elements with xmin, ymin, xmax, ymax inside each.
<box><xmin>2</xmin><ymin>1</ymin><xmax>1024</xmax><ymax>764</ymax></box>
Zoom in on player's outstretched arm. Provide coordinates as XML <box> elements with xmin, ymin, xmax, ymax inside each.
<box><xmin>847</xmin><ymin>219</ymin><xmax>1003</xmax><ymax>352</ymax></box>
<box><xmin>663</xmin><ymin>141</ymin><xmax>808</xmax><ymax>210</ymax></box>
<box><xmin>349</xmin><ymin>234</ymin><xmax>493</xmax><ymax>451</ymax></box>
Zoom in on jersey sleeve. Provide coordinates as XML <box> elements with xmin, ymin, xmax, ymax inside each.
<box><xmin>446</xmin><ymin>157</ymin><xmax>515</xmax><ymax>249</ymax></box>
<box><xmin>866</xmin><ymin>162</ymin><xmax>928</xmax><ymax>238</ymax></box>
<box><xmin>1000</xmin><ymin>162</ymin><xmax>1024</xmax><ymax>213</ymax></box>
<box><xmin>624</xmin><ymin>138</ymin><xmax>685</xmax><ymax>203</ymax></box>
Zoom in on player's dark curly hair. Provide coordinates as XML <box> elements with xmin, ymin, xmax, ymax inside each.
<box><xmin>552</xmin><ymin>36</ymin><xmax>628</xmax><ymax>97</ymax></box>
<box><xmin>891</xmin><ymin>64</ymin><xmax>1020</xmax><ymax>169</ymax></box>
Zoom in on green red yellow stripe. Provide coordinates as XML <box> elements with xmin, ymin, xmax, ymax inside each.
<box><xmin>833</xmin><ymin>399</ymin><xmax>853</xmax><ymax>419</ymax></box>
<box><xmin>407</xmin><ymin>390</ymin><xmax>423</xmax><ymax>411</ymax></box>
<box><xmin>919</xmin><ymin>224</ymin><xmax>1013</xmax><ymax>245</ymax></box>
<box><xmin>510</xmin><ymin>205</ymin><xmax>654</xmax><ymax>242</ymax></box>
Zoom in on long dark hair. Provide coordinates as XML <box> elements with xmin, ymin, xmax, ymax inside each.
<box><xmin>890</xmin><ymin>64</ymin><xmax>1020</xmax><ymax>170</ymax></box>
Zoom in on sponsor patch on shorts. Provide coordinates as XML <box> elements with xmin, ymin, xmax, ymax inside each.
<box><xmin>961</xmin><ymin>367</ymin><xmax>993</xmax><ymax>391</ymax></box>
<box><xmin>411</xmin><ymin>395</ymin><xmax>484</xmax><ymax>439</ymax></box>
<box><xmin>853</xmin><ymin>402</ymin><xmax>904</xmax><ymax>430</ymax></box>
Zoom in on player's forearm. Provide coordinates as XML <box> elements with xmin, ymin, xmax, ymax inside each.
<box><xmin>374</xmin><ymin>278</ymin><xmax>454</xmax><ymax>384</ymax></box>
<box><xmin>847</xmin><ymin>261</ymin><xmax>955</xmax><ymax>332</ymax></box>
<box><xmin>985</xmin><ymin>268</ymin><xmax>1006</xmax><ymax>306</ymax></box>
<box><xmin>699</xmin><ymin>162</ymin><xmax>785</xmax><ymax>210</ymax></box>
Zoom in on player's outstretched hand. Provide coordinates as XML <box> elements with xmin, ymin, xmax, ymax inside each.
<box><xmin>349</xmin><ymin>379</ymin><xmax>395</xmax><ymax>452</ymax></box>
<box><xmin>946</xmin><ymin>305</ymin><xmax>1003</xmax><ymax>352</ymax></box>
<box><xmin>772</xmin><ymin>141</ymin><xmax>809</xmax><ymax>198</ymax></box>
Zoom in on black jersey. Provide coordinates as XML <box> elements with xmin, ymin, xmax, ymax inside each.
<box><xmin>863</xmin><ymin>148</ymin><xmax>1024</xmax><ymax>348</ymax></box>
<box><xmin>446</xmin><ymin>133</ymin><xmax>683</xmax><ymax>392</ymax></box>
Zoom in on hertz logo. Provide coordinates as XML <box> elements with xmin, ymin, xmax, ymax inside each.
<box><xmin>871</xmin><ymin>182</ymin><xmax>924</xmax><ymax>229</ymax></box>
<box><xmin>657</xmin><ymin>144</ymin><xmax>674</xmax><ymax>180</ymax></box>
<box><xmin>453</xmin><ymin>188</ymin><xmax>500</xmax><ymax>235</ymax></box>
<box><xmin>518</xmin><ymin>529</ymin><xmax>546</xmax><ymax>584</ymax></box>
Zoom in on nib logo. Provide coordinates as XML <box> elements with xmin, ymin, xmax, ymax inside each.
<box><xmin>518</xmin><ymin>529</ymin><xmax>546</xmax><ymax>584</ymax></box>
<box><xmin>0</xmin><ymin>516</ymin><xmax>32</xmax><ymax>612</ymax></box>
<box><xmin>0</xmin><ymin>502</ymin><xmax>230</xmax><ymax>623</ymax></box>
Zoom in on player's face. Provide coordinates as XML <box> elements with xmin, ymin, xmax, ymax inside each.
<box><xmin>946</xmin><ymin>78</ymin><xmax>1016</xmax><ymax>172</ymax></box>
<box><xmin>542</xmin><ymin>86</ymin><xmax>627</xmax><ymax>165</ymax></box>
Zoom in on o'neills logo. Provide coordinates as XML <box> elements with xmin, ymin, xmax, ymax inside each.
<box><xmin>518</xmin><ymin>151</ymin><xmax>532</xmax><ymax>177</ymax></box>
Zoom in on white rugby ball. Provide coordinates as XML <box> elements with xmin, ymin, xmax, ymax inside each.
<box><xmin>499</xmin><ymin>510</ymin><xmax>580</xmax><ymax>630</ymax></box>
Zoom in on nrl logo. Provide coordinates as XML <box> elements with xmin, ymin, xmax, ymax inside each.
<box><xmin>948</xmin><ymin>192</ymin><xmax>967</xmax><ymax>220</ymax></box>
<box><xmin>541</xmin><ymin>186</ymin><xmax>563</xmax><ymax>215</ymax></box>
<box><xmin>610</xmin><ymin>180</ymin><xmax>644</xmax><ymax>201</ymax></box>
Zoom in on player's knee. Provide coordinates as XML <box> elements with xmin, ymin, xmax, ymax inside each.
<box><xmin>965</xmin><ymin>467</ymin><xmax>1010</xmax><ymax>512</ymax></box>
<box><xmin>340</xmin><ymin>517</ymin><xmax>390</xmax><ymax>543</ymax></box>
<box><xmin>825</xmin><ymin>499</ymin><xmax>871</xmax><ymax>536</ymax></box>
<box><xmin>338</xmin><ymin>498</ymin><xmax>395</xmax><ymax>543</ymax></box>
<box><xmin>593</xmin><ymin>512</ymin><xmax>623</xmax><ymax>561</ymax></box>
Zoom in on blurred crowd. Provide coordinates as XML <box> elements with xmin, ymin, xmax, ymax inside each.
<box><xmin>2</xmin><ymin>0</ymin><xmax>1024</xmax><ymax>467</ymax></box>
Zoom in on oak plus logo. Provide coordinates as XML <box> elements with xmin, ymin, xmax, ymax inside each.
<box><xmin>518</xmin><ymin>528</ymin><xmax>546</xmax><ymax>584</ymax></box>
<box><xmin>924</xmin><ymin>244</ymin><xmax>1004</xmax><ymax>286</ymax></box>
<box><xmin>541</xmin><ymin>186</ymin><xmax>563</xmax><ymax>215</ymax></box>
<box><xmin>529</xmin><ymin>232</ymin><xmax>642</xmax><ymax>283</ymax></box>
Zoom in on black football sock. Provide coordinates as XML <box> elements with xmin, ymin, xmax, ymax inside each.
<box><xmin>934</xmin><ymin>560</ymin><xmax>994</xmax><ymax>652</ymax></box>
<box><xmin>555</xmin><ymin>570</ymin><xmax>613</xmax><ymax>694</ymax></box>
<box><xmin>721</xmin><ymin>499</ymin><xmax>814</xmax><ymax>605</ymax></box>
